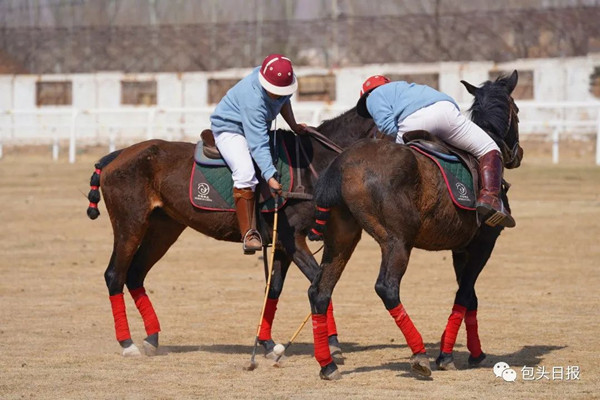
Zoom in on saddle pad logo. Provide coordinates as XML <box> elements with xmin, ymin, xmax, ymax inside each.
<box><xmin>455</xmin><ymin>182</ymin><xmax>471</xmax><ymax>202</ymax></box>
<box><xmin>195</xmin><ymin>183</ymin><xmax>212</xmax><ymax>203</ymax></box>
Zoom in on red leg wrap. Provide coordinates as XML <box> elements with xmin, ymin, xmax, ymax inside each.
<box><xmin>109</xmin><ymin>293</ymin><xmax>131</xmax><ymax>342</ymax></box>
<box><xmin>326</xmin><ymin>301</ymin><xmax>337</xmax><ymax>337</ymax></box>
<box><xmin>389</xmin><ymin>304</ymin><xmax>425</xmax><ymax>354</ymax></box>
<box><xmin>258</xmin><ymin>298</ymin><xmax>278</xmax><ymax>341</ymax></box>
<box><xmin>130</xmin><ymin>287</ymin><xmax>161</xmax><ymax>336</ymax></box>
<box><xmin>312</xmin><ymin>314</ymin><xmax>333</xmax><ymax>367</ymax></box>
<box><xmin>440</xmin><ymin>304</ymin><xmax>467</xmax><ymax>353</ymax></box>
<box><xmin>465</xmin><ymin>310</ymin><xmax>482</xmax><ymax>358</ymax></box>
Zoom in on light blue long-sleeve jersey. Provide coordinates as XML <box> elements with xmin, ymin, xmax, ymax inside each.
<box><xmin>366</xmin><ymin>81</ymin><xmax>459</xmax><ymax>136</ymax></box>
<box><xmin>210</xmin><ymin>67</ymin><xmax>291</xmax><ymax>181</ymax></box>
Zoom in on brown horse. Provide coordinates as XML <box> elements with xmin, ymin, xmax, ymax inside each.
<box><xmin>86</xmin><ymin>108</ymin><xmax>376</xmax><ymax>358</ymax></box>
<box><xmin>307</xmin><ymin>71</ymin><xmax>523</xmax><ymax>380</ymax></box>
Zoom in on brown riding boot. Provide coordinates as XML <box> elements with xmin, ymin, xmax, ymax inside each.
<box><xmin>476</xmin><ymin>150</ymin><xmax>516</xmax><ymax>228</ymax></box>
<box><xmin>233</xmin><ymin>187</ymin><xmax>263</xmax><ymax>254</ymax></box>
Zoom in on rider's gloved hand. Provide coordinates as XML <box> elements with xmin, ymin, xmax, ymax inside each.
<box><xmin>268</xmin><ymin>173</ymin><xmax>282</xmax><ymax>197</ymax></box>
<box><xmin>293</xmin><ymin>123</ymin><xmax>320</xmax><ymax>137</ymax></box>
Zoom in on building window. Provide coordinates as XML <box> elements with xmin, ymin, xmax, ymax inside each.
<box><xmin>121</xmin><ymin>80</ymin><xmax>157</xmax><ymax>105</ymax></box>
<box><xmin>387</xmin><ymin>73</ymin><xmax>439</xmax><ymax>90</ymax></box>
<box><xmin>36</xmin><ymin>81</ymin><xmax>72</xmax><ymax>106</ymax></box>
<box><xmin>590</xmin><ymin>67</ymin><xmax>600</xmax><ymax>98</ymax></box>
<box><xmin>297</xmin><ymin>75</ymin><xmax>336</xmax><ymax>102</ymax></box>
<box><xmin>489</xmin><ymin>70</ymin><xmax>534</xmax><ymax>100</ymax></box>
<box><xmin>208</xmin><ymin>78</ymin><xmax>240</xmax><ymax>104</ymax></box>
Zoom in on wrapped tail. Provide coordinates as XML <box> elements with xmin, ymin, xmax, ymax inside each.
<box><xmin>308</xmin><ymin>157</ymin><xmax>344</xmax><ymax>241</ymax></box>
<box><xmin>86</xmin><ymin>150</ymin><xmax>123</xmax><ymax>219</ymax></box>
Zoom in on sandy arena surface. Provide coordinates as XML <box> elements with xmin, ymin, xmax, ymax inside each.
<box><xmin>0</xmin><ymin>139</ymin><xmax>599</xmax><ymax>399</ymax></box>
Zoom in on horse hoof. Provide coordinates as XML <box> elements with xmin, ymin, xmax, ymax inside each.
<box><xmin>143</xmin><ymin>340</ymin><xmax>158</xmax><ymax>356</ymax></box>
<box><xmin>319</xmin><ymin>362</ymin><xmax>342</xmax><ymax>380</ymax></box>
<box><xmin>122</xmin><ymin>343</ymin><xmax>142</xmax><ymax>357</ymax></box>
<box><xmin>329</xmin><ymin>345</ymin><xmax>345</xmax><ymax>365</ymax></box>
<box><xmin>468</xmin><ymin>352</ymin><xmax>487</xmax><ymax>368</ymax></box>
<box><xmin>437</xmin><ymin>361</ymin><xmax>457</xmax><ymax>371</ymax></box>
<box><xmin>435</xmin><ymin>352</ymin><xmax>457</xmax><ymax>371</ymax></box>
<box><xmin>410</xmin><ymin>353</ymin><xmax>432</xmax><ymax>377</ymax></box>
<box><xmin>259</xmin><ymin>339</ymin><xmax>276</xmax><ymax>357</ymax></box>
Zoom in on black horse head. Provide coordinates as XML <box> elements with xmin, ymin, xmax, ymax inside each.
<box><xmin>461</xmin><ymin>70</ymin><xmax>524</xmax><ymax>169</ymax></box>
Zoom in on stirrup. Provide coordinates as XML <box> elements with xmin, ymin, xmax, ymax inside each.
<box><xmin>242</xmin><ymin>229</ymin><xmax>263</xmax><ymax>255</ymax></box>
<box><xmin>476</xmin><ymin>203</ymin><xmax>516</xmax><ymax>228</ymax></box>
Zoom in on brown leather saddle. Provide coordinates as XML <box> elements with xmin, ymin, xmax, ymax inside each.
<box><xmin>403</xmin><ymin>130</ymin><xmax>480</xmax><ymax>197</ymax></box>
<box><xmin>200</xmin><ymin>129</ymin><xmax>222</xmax><ymax>159</ymax></box>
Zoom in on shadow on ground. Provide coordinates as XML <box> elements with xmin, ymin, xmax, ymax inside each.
<box><xmin>164</xmin><ymin>341</ymin><xmax>565</xmax><ymax>375</ymax></box>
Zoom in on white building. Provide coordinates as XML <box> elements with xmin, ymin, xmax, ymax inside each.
<box><xmin>1</xmin><ymin>55</ymin><xmax>600</xmax><ymax>150</ymax></box>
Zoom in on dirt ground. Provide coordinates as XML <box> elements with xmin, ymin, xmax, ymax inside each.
<box><xmin>1</xmin><ymin>139</ymin><xmax>599</xmax><ymax>399</ymax></box>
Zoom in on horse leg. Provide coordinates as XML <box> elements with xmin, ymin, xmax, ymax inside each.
<box><xmin>257</xmin><ymin>246</ymin><xmax>291</xmax><ymax>358</ymax></box>
<box><xmin>308</xmin><ymin>210</ymin><xmax>361</xmax><ymax>380</ymax></box>
<box><xmin>125</xmin><ymin>209</ymin><xmax>186</xmax><ymax>356</ymax></box>
<box><xmin>105</xmin><ymin>227</ymin><xmax>148</xmax><ymax>357</ymax></box>
<box><xmin>102</xmin><ymin>173</ymin><xmax>157</xmax><ymax>357</ymax></box>
<box><xmin>373</xmin><ymin>239</ymin><xmax>431</xmax><ymax>377</ymax></box>
<box><xmin>464</xmin><ymin>288</ymin><xmax>486</xmax><ymax>368</ymax></box>
<box><xmin>291</xmin><ymin>235</ymin><xmax>345</xmax><ymax>364</ymax></box>
<box><xmin>436</xmin><ymin>225</ymin><xmax>501</xmax><ymax>370</ymax></box>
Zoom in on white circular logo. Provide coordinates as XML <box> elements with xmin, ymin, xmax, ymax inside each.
<box><xmin>197</xmin><ymin>183</ymin><xmax>210</xmax><ymax>196</ymax></box>
<box><xmin>455</xmin><ymin>182</ymin><xmax>467</xmax><ymax>196</ymax></box>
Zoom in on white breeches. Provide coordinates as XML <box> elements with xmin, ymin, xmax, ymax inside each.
<box><xmin>396</xmin><ymin>101</ymin><xmax>499</xmax><ymax>158</ymax></box>
<box><xmin>213</xmin><ymin>131</ymin><xmax>259</xmax><ymax>190</ymax></box>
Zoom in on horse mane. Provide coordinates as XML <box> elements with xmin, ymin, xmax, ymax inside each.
<box><xmin>467</xmin><ymin>74</ymin><xmax>513</xmax><ymax>139</ymax></box>
<box><xmin>316</xmin><ymin>107</ymin><xmax>363</xmax><ymax>134</ymax></box>
<box><xmin>275</xmin><ymin>107</ymin><xmax>364</xmax><ymax>140</ymax></box>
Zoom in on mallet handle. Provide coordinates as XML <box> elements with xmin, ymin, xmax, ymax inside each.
<box><xmin>254</xmin><ymin>197</ymin><xmax>280</xmax><ymax>337</ymax></box>
<box><xmin>289</xmin><ymin>312</ymin><xmax>311</xmax><ymax>344</ymax></box>
<box><xmin>275</xmin><ymin>311</ymin><xmax>312</xmax><ymax>362</ymax></box>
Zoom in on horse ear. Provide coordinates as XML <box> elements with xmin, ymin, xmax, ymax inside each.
<box><xmin>460</xmin><ymin>80</ymin><xmax>479</xmax><ymax>96</ymax></box>
<box><xmin>506</xmin><ymin>70</ymin><xmax>519</xmax><ymax>94</ymax></box>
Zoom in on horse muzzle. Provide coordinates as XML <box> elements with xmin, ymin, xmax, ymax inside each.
<box><xmin>505</xmin><ymin>143</ymin><xmax>523</xmax><ymax>169</ymax></box>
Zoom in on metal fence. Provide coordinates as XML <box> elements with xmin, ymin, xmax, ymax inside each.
<box><xmin>1</xmin><ymin>102</ymin><xmax>599</xmax><ymax>165</ymax></box>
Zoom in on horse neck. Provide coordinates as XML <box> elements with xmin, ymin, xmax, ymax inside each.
<box><xmin>317</xmin><ymin>109</ymin><xmax>376</xmax><ymax>150</ymax></box>
<box><xmin>302</xmin><ymin>110</ymin><xmax>373</xmax><ymax>172</ymax></box>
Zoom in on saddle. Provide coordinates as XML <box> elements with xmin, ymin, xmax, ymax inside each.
<box><xmin>200</xmin><ymin>129</ymin><xmax>222</xmax><ymax>159</ymax></box>
<box><xmin>403</xmin><ymin>130</ymin><xmax>480</xmax><ymax>210</ymax></box>
<box><xmin>190</xmin><ymin>129</ymin><xmax>294</xmax><ymax>212</ymax></box>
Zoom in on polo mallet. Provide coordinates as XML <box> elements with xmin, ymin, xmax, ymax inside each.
<box><xmin>244</xmin><ymin>193</ymin><xmax>280</xmax><ymax>371</ymax></box>
<box><xmin>273</xmin><ymin>311</ymin><xmax>312</xmax><ymax>365</ymax></box>
<box><xmin>243</xmin><ymin>126</ymin><xmax>282</xmax><ymax>371</ymax></box>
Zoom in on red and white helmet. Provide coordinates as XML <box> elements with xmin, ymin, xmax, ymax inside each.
<box><xmin>258</xmin><ymin>54</ymin><xmax>298</xmax><ymax>96</ymax></box>
<box><xmin>357</xmin><ymin>75</ymin><xmax>391</xmax><ymax>118</ymax></box>
<box><xmin>359</xmin><ymin>75</ymin><xmax>391</xmax><ymax>97</ymax></box>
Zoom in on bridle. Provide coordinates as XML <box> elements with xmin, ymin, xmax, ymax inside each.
<box><xmin>484</xmin><ymin>97</ymin><xmax>521</xmax><ymax>167</ymax></box>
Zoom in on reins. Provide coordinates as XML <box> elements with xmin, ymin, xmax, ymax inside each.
<box><xmin>485</xmin><ymin>101</ymin><xmax>520</xmax><ymax>167</ymax></box>
<box><xmin>287</xmin><ymin>122</ymin><xmax>378</xmax><ymax>190</ymax></box>
<box><xmin>273</xmin><ymin>121</ymin><xmax>377</xmax><ymax>254</ymax></box>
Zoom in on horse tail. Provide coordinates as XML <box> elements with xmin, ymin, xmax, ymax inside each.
<box><xmin>87</xmin><ymin>150</ymin><xmax>123</xmax><ymax>220</ymax></box>
<box><xmin>308</xmin><ymin>157</ymin><xmax>344</xmax><ymax>241</ymax></box>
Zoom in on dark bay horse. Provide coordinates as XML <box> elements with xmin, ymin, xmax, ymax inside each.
<box><xmin>307</xmin><ymin>71</ymin><xmax>524</xmax><ymax>380</ymax></box>
<box><xmin>86</xmin><ymin>108</ymin><xmax>376</xmax><ymax>358</ymax></box>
